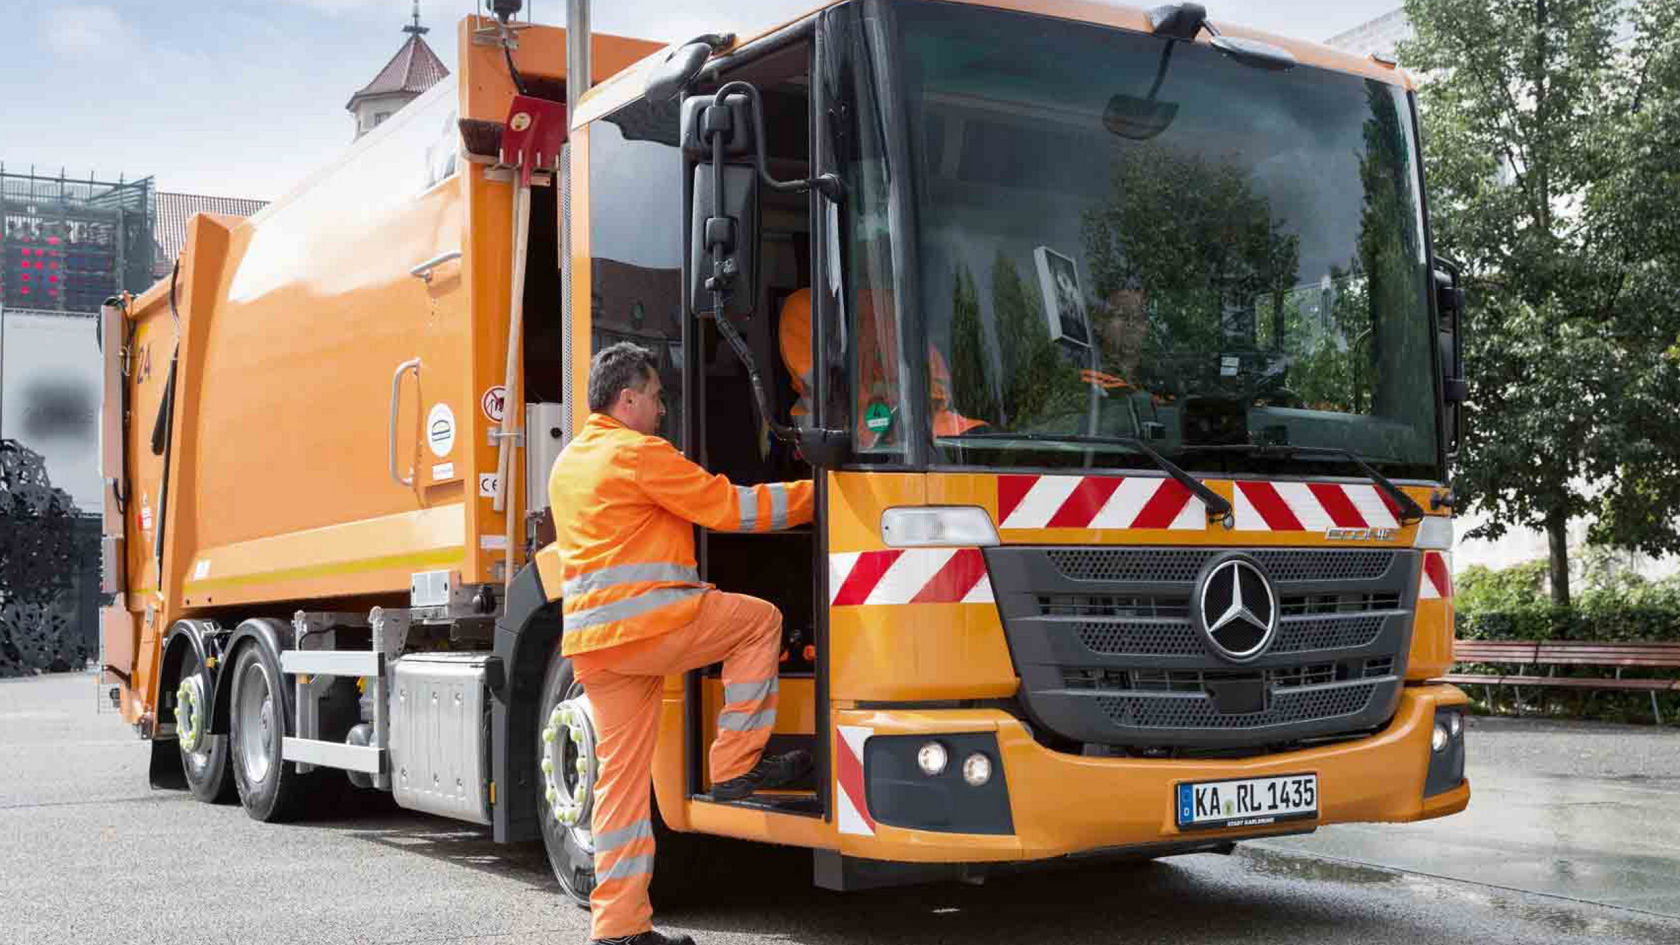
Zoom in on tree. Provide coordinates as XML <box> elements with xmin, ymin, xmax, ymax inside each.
<box><xmin>1402</xmin><ymin>0</ymin><xmax>1680</xmax><ymax>605</ymax></box>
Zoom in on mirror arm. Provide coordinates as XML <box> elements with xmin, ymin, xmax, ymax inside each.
<box><xmin>715</xmin><ymin>80</ymin><xmax>845</xmax><ymax>203</ymax></box>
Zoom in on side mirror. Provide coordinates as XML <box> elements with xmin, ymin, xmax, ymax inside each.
<box><xmin>680</xmin><ymin>80</ymin><xmax>852</xmax><ymax>461</ymax></box>
<box><xmin>1434</xmin><ymin>266</ymin><xmax>1467</xmax><ymax>404</ymax></box>
<box><xmin>683</xmin><ymin>93</ymin><xmax>758</xmax><ymax>317</ymax></box>
<box><xmin>1434</xmin><ymin>260</ymin><xmax>1467</xmax><ymax>455</ymax></box>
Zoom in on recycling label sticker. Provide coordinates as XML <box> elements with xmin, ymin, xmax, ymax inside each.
<box><xmin>427</xmin><ymin>403</ymin><xmax>456</xmax><ymax>457</ymax></box>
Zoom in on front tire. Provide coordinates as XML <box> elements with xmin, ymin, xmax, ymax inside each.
<box><xmin>534</xmin><ymin>648</ymin><xmax>710</xmax><ymax>910</ymax></box>
<box><xmin>537</xmin><ymin>651</ymin><xmax>597</xmax><ymax>907</ymax></box>
<box><xmin>175</xmin><ymin>650</ymin><xmax>234</xmax><ymax>803</ymax></box>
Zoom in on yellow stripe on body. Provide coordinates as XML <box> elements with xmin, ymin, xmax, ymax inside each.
<box><xmin>182</xmin><ymin>547</ymin><xmax>464</xmax><ymax>593</ymax></box>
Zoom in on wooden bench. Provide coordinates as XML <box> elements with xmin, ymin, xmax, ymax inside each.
<box><xmin>1442</xmin><ymin>640</ymin><xmax>1680</xmax><ymax>723</ymax></box>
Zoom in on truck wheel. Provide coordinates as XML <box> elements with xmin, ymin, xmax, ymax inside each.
<box><xmin>537</xmin><ymin>652</ymin><xmax>597</xmax><ymax>907</ymax></box>
<box><xmin>229</xmin><ymin>643</ymin><xmax>306</xmax><ymax>822</ymax></box>
<box><xmin>175</xmin><ymin>650</ymin><xmax>234</xmax><ymax>803</ymax></box>
<box><xmin>535</xmin><ymin>650</ymin><xmax>710</xmax><ymax>909</ymax></box>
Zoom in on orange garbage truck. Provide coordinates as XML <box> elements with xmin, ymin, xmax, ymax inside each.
<box><xmin>100</xmin><ymin>0</ymin><xmax>1470</xmax><ymax>901</ymax></box>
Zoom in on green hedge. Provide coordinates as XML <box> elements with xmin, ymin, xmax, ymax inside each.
<box><xmin>1456</xmin><ymin>604</ymin><xmax>1680</xmax><ymax>643</ymax></box>
<box><xmin>1451</xmin><ymin>562</ymin><xmax>1680</xmax><ymax>724</ymax></box>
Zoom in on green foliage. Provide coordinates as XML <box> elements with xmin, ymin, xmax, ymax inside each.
<box><xmin>1402</xmin><ymin>0</ymin><xmax>1680</xmax><ymax>605</ymax></box>
<box><xmin>948</xmin><ymin>264</ymin><xmax>998</xmax><ymax>423</ymax></box>
<box><xmin>1455</xmin><ymin>558</ymin><xmax>1680</xmax><ymax>643</ymax></box>
<box><xmin>1081</xmin><ymin>143</ymin><xmax>1300</xmax><ymax>363</ymax></box>
<box><xmin>986</xmin><ymin>253</ymin><xmax>1086</xmax><ymax>430</ymax></box>
<box><xmin>1455</xmin><ymin>560</ymin><xmax>1550</xmax><ymax>614</ymax></box>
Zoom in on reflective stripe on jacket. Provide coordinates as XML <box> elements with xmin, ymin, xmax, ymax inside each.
<box><xmin>549</xmin><ymin>412</ymin><xmax>814</xmax><ymax>656</ymax></box>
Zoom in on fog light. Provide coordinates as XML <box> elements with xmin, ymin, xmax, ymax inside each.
<box><xmin>1448</xmin><ymin>712</ymin><xmax>1462</xmax><ymax>739</ymax></box>
<box><xmin>961</xmin><ymin>752</ymin><xmax>992</xmax><ymax>786</ymax></box>
<box><xmin>916</xmin><ymin>741</ymin><xmax>948</xmax><ymax>777</ymax></box>
<box><xmin>1431</xmin><ymin>722</ymin><xmax>1449</xmax><ymax>753</ymax></box>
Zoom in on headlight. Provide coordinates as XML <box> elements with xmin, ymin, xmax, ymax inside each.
<box><xmin>881</xmin><ymin>506</ymin><xmax>1000</xmax><ymax>548</ymax></box>
<box><xmin>916</xmin><ymin>741</ymin><xmax>948</xmax><ymax>777</ymax></box>
<box><xmin>961</xmin><ymin>752</ymin><xmax>993</xmax><ymax>786</ymax></box>
<box><xmin>1431</xmin><ymin>722</ymin><xmax>1450</xmax><ymax>753</ymax></box>
<box><xmin>1448</xmin><ymin>712</ymin><xmax>1463</xmax><ymax>739</ymax></box>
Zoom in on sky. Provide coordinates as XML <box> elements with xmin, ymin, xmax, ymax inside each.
<box><xmin>0</xmin><ymin>1</ymin><xmax>1404</xmax><ymax>201</ymax></box>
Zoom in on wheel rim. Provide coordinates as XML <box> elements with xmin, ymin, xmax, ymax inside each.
<box><xmin>541</xmin><ymin>686</ymin><xmax>598</xmax><ymax>853</ymax></box>
<box><xmin>175</xmin><ymin>673</ymin><xmax>209</xmax><ymax>759</ymax></box>
<box><xmin>234</xmin><ymin>659</ymin><xmax>277</xmax><ymax>785</ymax></box>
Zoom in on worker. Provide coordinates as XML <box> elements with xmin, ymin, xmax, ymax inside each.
<box><xmin>776</xmin><ymin>287</ymin><xmax>985</xmax><ymax>443</ymax></box>
<box><xmin>549</xmin><ymin>341</ymin><xmax>814</xmax><ymax>945</ymax></box>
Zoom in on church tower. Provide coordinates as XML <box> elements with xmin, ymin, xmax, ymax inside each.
<box><xmin>346</xmin><ymin>2</ymin><xmax>450</xmax><ymax>140</ymax></box>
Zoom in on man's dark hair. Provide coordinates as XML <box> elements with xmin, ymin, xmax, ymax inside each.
<box><xmin>587</xmin><ymin>341</ymin><xmax>659</xmax><ymax>413</ymax></box>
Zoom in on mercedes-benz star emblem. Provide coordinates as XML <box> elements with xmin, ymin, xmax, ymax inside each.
<box><xmin>1196</xmin><ymin>556</ymin><xmax>1278</xmax><ymax>661</ymax></box>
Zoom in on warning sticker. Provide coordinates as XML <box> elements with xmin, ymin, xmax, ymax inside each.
<box><xmin>427</xmin><ymin>403</ymin><xmax>456</xmax><ymax>457</ymax></box>
<box><xmin>481</xmin><ymin>385</ymin><xmax>508</xmax><ymax>423</ymax></box>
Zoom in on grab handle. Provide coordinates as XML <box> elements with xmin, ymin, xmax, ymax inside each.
<box><xmin>409</xmin><ymin>250</ymin><xmax>462</xmax><ymax>283</ymax></box>
<box><xmin>389</xmin><ymin>358</ymin><xmax>422</xmax><ymax>486</ymax></box>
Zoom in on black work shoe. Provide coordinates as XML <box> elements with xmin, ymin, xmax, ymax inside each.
<box><xmin>590</xmin><ymin>930</ymin><xmax>697</xmax><ymax>945</ymax></box>
<box><xmin>710</xmin><ymin>749</ymin><xmax>814</xmax><ymax>801</ymax></box>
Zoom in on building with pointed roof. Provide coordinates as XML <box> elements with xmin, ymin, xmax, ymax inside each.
<box><xmin>346</xmin><ymin>3</ymin><xmax>450</xmax><ymax>141</ymax></box>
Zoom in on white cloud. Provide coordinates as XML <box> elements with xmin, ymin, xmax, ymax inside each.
<box><xmin>46</xmin><ymin>5</ymin><xmax>128</xmax><ymax>56</ymax></box>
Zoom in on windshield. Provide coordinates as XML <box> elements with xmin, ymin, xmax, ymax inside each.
<box><xmin>832</xmin><ymin>0</ymin><xmax>1440</xmax><ymax>480</ymax></box>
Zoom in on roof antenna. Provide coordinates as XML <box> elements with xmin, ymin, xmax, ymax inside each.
<box><xmin>404</xmin><ymin>1</ymin><xmax>427</xmax><ymax>35</ymax></box>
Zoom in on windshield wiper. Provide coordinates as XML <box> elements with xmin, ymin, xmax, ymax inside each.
<box><xmin>1178</xmin><ymin>443</ymin><xmax>1426</xmax><ymax>525</ymax></box>
<box><xmin>946</xmin><ymin>432</ymin><xmax>1234</xmax><ymax>526</ymax></box>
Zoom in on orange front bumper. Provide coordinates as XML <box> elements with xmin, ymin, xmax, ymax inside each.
<box><xmin>833</xmin><ymin>683</ymin><xmax>1471</xmax><ymax>863</ymax></box>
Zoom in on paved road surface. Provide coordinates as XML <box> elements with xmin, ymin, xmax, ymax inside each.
<box><xmin>3</xmin><ymin>672</ymin><xmax>1677</xmax><ymax>945</ymax></box>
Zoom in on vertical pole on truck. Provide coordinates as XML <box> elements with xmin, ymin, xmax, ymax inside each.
<box><xmin>566</xmin><ymin>0</ymin><xmax>589</xmax><ymax>119</ymax></box>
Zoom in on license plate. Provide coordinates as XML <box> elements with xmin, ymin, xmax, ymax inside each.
<box><xmin>1177</xmin><ymin>774</ymin><xmax>1318</xmax><ymax>830</ymax></box>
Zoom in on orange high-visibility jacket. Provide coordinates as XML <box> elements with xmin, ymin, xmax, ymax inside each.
<box><xmin>549</xmin><ymin>412</ymin><xmax>814</xmax><ymax>656</ymax></box>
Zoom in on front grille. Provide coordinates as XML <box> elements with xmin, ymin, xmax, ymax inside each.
<box><xmin>1047</xmin><ymin>548</ymin><xmax>1398</xmax><ymax>584</ymax></box>
<box><xmin>988</xmin><ymin>545</ymin><xmax>1419</xmax><ymax>750</ymax></box>
<box><xmin>1096</xmin><ymin>683</ymin><xmax>1378</xmax><ymax>730</ymax></box>
<box><xmin>1061</xmin><ymin>659</ymin><xmax>1393</xmax><ymax>693</ymax></box>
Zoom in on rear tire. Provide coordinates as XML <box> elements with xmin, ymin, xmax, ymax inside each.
<box><xmin>229</xmin><ymin>642</ymin><xmax>308</xmax><ymax>822</ymax></box>
<box><xmin>175</xmin><ymin>649</ymin><xmax>234</xmax><ymax>804</ymax></box>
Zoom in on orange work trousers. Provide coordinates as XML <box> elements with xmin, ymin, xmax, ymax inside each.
<box><xmin>571</xmin><ymin>590</ymin><xmax>783</xmax><ymax>940</ymax></box>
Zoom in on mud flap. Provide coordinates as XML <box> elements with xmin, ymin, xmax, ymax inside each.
<box><xmin>148</xmin><ymin>736</ymin><xmax>187</xmax><ymax>790</ymax></box>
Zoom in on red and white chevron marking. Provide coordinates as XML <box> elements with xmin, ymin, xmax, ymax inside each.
<box><xmin>1231</xmin><ymin>480</ymin><xmax>1405</xmax><ymax>532</ymax></box>
<box><xmin>1420</xmin><ymin>551</ymin><xmax>1453</xmax><ymax>600</ymax></box>
<box><xmin>835</xmin><ymin>724</ymin><xmax>876</xmax><ymax>836</ymax></box>
<box><xmin>829</xmin><ymin>549</ymin><xmax>994</xmax><ymax>606</ymax></box>
<box><xmin>997</xmin><ymin>474</ymin><xmax>1205</xmax><ymax>530</ymax></box>
<box><xmin>997</xmin><ymin>475</ymin><xmax>1411</xmax><ymax>532</ymax></box>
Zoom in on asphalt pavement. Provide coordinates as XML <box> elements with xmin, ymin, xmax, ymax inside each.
<box><xmin>3</xmin><ymin>672</ymin><xmax>1678</xmax><ymax>945</ymax></box>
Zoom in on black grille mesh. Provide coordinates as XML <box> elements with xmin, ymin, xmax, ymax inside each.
<box><xmin>1096</xmin><ymin>683</ymin><xmax>1377</xmax><ymax>730</ymax></box>
<box><xmin>1046</xmin><ymin>549</ymin><xmax>1217</xmax><ymax>583</ymax></box>
<box><xmin>1272</xmin><ymin>615</ymin><xmax>1387</xmax><ymax>653</ymax></box>
<box><xmin>1250</xmin><ymin>550</ymin><xmax>1395</xmax><ymax>582</ymax></box>
<box><xmin>1076</xmin><ymin>621</ymin><xmax>1204</xmax><ymax>656</ymax></box>
<box><xmin>1046</xmin><ymin>548</ymin><xmax>1396</xmax><ymax>584</ymax></box>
